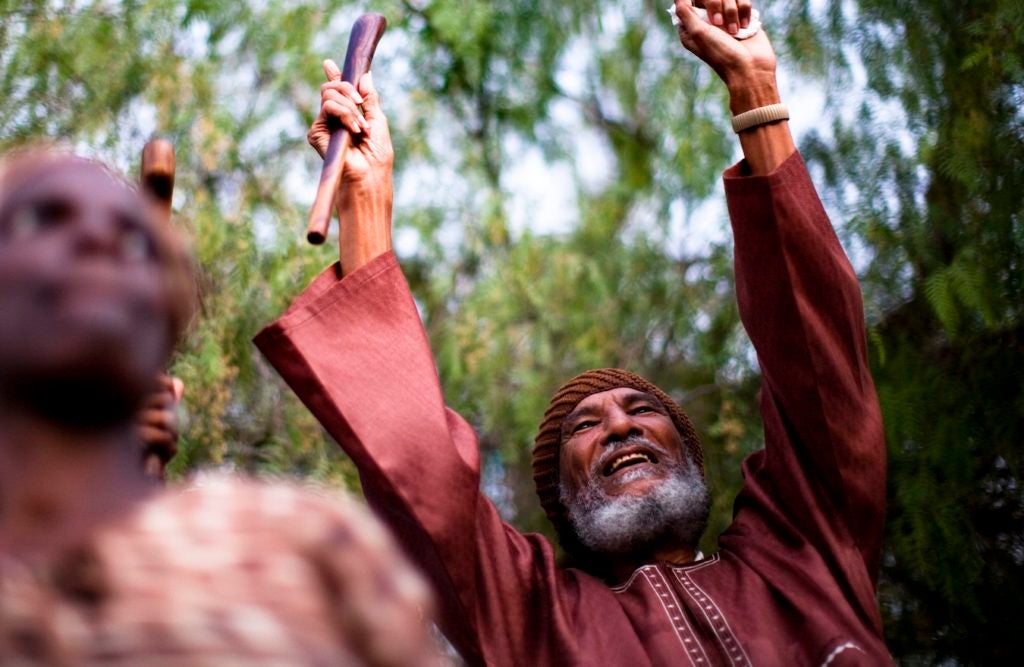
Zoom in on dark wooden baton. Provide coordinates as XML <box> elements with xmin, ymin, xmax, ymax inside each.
<box><xmin>305</xmin><ymin>13</ymin><xmax>387</xmax><ymax>245</ymax></box>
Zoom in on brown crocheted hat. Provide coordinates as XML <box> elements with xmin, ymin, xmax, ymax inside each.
<box><xmin>532</xmin><ymin>368</ymin><xmax>704</xmax><ymax>546</ymax></box>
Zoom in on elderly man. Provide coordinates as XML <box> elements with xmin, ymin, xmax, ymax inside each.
<box><xmin>257</xmin><ymin>1</ymin><xmax>889</xmax><ymax>664</ymax></box>
<box><xmin>0</xmin><ymin>150</ymin><xmax>442</xmax><ymax>666</ymax></box>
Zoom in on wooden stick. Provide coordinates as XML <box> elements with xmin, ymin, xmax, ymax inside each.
<box><xmin>140</xmin><ymin>138</ymin><xmax>178</xmax><ymax>482</ymax></box>
<box><xmin>140</xmin><ymin>138</ymin><xmax>176</xmax><ymax>226</ymax></box>
<box><xmin>305</xmin><ymin>13</ymin><xmax>387</xmax><ymax>245</ymax></box>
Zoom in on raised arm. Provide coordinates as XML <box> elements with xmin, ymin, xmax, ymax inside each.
<box><xmin>673</xmin><ymin>2</ymin><xmax>886</xmax><ymax>579</ymax></box>
<box><xmin>673</xmin><ymin>0</ymin><xmax>795</xmax><ymax>174</ymax></box>
<box><xmin>258</xmin><ymin>67</ymin><xmax>601</xmax><ymax>666</ymax></box>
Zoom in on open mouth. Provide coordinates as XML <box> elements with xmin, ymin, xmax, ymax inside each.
<box><xmin>602</xmin><ymin>449</ymin><xmax>659</xmax><ymax>477</ymax></box>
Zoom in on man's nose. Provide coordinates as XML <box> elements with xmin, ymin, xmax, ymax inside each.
<box><xmin>73</xmin><ymin>211</ymin><xmax>120</xmax><ymax>257</ymax></box>
<box><xmin>602</xmin><ymin>405</ymin><xmax>639</xmax><ymax>444</ymax></box>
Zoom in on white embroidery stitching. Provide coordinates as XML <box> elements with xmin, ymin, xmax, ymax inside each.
<box><xmin>610</xmin><ymin>553</ymin><xmax>716</xmax><ymax>592</ymax></box>
<box><xmin>610</xmin><ymin>566</ymin><xmax>708</xmax><ymax>666</ymax></box>
<box><xmin>647</xmin><ymin>567</ymin><xmax>711</xmax><ymax>666</ymax></box>
<box><xmin>681</xmin><ymin>553</ymin><xmax>720</xmax><ymax>572</ymax></box>
<box><xmin>609</xmin><ymin>565</ymin><xmax>648</xmax><ymax>593</ymax></box>
<box><xmin>673</xmin><ymin>566</ymin><xmax>753</xmax><ymax>667</ymax></box>
<box><xmin>820</xmin><ymin>641</ymin><xmax>864</xmax><ymax>666</ymax></box>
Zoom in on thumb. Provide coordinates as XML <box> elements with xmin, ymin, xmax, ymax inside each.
<box><xmin>357</xmin><ymin>71</ymin><xmax>382</xmax><ymax>120</ymax></box>
<box><xmin>673</xmin><ymin>0</ymin><xmax>735</xmax><ymax>67</ymax></box>
<box><xmin>171</xmin><ymin>377</ymin><xmax>185</xmax><ymax>403</ymax></box>
<box><xmin>322</xmin><ymin>58</ymin><xmax>342</xmax><ymax>81</ymax></box>
<box><xmin>674</xmin><ymin>0</ymin><xmax>708</xmax><ymax>41</ymax></box>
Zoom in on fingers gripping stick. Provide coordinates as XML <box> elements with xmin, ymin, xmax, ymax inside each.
<box><xmin>668</xmin><ymin>2</ymin><xmax>762</xmax><ymax>40</ymax></box>
<box><xmin>306</xmin><ymin>14</ymin><xmax>388</xmax><ymax>245</ymax></box>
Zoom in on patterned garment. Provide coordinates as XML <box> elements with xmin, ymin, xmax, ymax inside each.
<box><xmin>0</xmin><ymin>476</ymin><xmax>446</xmax><ymax>666</ymax></box>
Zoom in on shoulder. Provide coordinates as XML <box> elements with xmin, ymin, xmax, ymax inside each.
<box><xmin>136</xmin><ymin>474</ymin><xmax>410</xmax><ymax>561</ymax></box>
<box><xmin>109</xmin><ymin>475</ymin><xmax>442</xmax><ymax>665</ymax></box>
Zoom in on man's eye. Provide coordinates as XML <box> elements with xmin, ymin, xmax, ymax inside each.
<box><xmin>632</xmin><ymin>406</ymin><xmax>652</xmax><ymax>414</ymax></box>
<box><xmin>8</xmin><ymin>202</ymin><xmax>67</xmax><ymax>239</ymax></box>
<box><xmin>573</xmin><ymin>421</ymin><xmax>595</xmax><ymax>433</ymax></box>
<box><xmin>120</xmin><ymin>228</ymin><xmax>155</xmax><ymax>261</ymax></box>
<box><xmin>9</xmin><ymin>208</ymin><xmax>41</xmax><ymax>239</ymax></box>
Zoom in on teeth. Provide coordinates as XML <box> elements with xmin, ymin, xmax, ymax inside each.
<box><xmin>608</xmin><ymin>452</ymin><xmax>651</xmax><ymax>474</ymax></box>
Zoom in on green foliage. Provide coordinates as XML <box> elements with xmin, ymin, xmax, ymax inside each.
<box><xmin>3</xmin><ymin>1</ymin><xmax>1021</xmax><ymax>662</ymax></box>
<box><xmin>798</xmin><ymin>0</ymin><xmax>1024</xmax><ymax>661</ymax></box>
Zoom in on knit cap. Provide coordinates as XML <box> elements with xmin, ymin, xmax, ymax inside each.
<box><xmin>531</xmin><ymin>368</ymin><xmax>704</xmax><ymax>549</ymax></box>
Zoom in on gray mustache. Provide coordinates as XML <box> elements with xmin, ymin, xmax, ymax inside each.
<box><xmin>589</xmin><ymin>435</ymin><xmax>669</xmax><ymax>477</ymax></box>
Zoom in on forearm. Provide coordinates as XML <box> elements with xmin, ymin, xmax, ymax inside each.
<box><xmin>725</xmin><ymin>155</ymin><xmax>886</xmax><ymax>571</ymax></box>
<box><xmin>336</xmin><ymin>177</ymin><xmax>393</xmax><ymax>276</ymax></box>
<box><xmin>728</xmin><ymin>73</ymin><xmax>795</xmax><ymax>176</ymax></box>
<box><xmin>254</xmin><ymin>256</ymin><xmax>576</xmax><ymax>664</ymax></box>
<box><xmin>727</xmin><ymin>155</ymin><xmax>873</xmax><ymax>430</ymax></box>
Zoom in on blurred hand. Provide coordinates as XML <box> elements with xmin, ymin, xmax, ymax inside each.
<box><xmin>307</xmin><ymin>60</ymin><xmax>394</xmax><ymax>189</ymax></box>
<box><xmin>138</xmin><ymin>374</ymin><xmax>184</xmax><ymax>480</ymax></box>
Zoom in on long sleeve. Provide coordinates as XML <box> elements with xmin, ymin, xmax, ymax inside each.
<box><xmin>251</xmin><ymin>159</ymin><xmax>890</xmax><ymax>664</ymax></box>
<box><xmin>722</xmin><ymin>153</ymin><xmax>886</xmax><ymax>586</ymax></box>
<box><xmin>253</xmin><ymin>253</ymin><xmax>626</xmax><ymax>666</ymax></box>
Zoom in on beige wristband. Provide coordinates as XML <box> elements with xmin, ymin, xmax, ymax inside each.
<box><xmin>731</xmin><ymin>103</ymin><xmax>790</xmax><ymax>133</ymax></box>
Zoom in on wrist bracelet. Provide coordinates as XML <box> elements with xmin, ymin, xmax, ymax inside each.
<box><xmin>731</xmin><ymin>103</ymin><xmax>789</xmax><ymax>133</ymax></box>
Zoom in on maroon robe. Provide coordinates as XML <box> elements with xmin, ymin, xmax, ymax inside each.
<box><xmin>255</xmin><ymin>153</ymin><xmax>890</xmax><ymax>666</ymax></box>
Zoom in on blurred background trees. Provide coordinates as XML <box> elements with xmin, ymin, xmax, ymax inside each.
<box><xmin>1</xmin><ymin>0</ymin><xmax>1020</xmax><ymax>662</ymax></box>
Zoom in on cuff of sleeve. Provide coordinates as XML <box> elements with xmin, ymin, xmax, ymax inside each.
<box><xmin>722</xmin><ymin>150</ymin><xmax>805</xmax><ymax>194</ymax></box>
<box><xmin>255</xmin><ymin>250</ymin><xmax>399</xmax><ymax>340</ymax></box>
<box><xmin>722</xmin><ymin>151</ymin><xmax>810</xmax><ymax>238</ymax></box>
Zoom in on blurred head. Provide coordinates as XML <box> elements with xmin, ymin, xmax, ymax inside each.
<box><xmin>533</xmin><ymin>369</ymin><xmax>709</xmax><ymax>567</ymax></box>
<box><xmin>0</xmin><ymin>149</ymin><xmax>194</xmax><ymax>429</ymax></box>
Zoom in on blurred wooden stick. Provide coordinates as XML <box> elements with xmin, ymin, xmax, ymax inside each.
<box><xmin>140</xmin><ymin>138</ymin><xmax>176</xmax><ymax>226</ymax></box>
<box><xmin>140</xmin><ymin>138</ymin><xmax>179</xmax><ymax>481</ymax></box>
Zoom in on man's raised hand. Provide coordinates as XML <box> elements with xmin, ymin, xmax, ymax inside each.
<box><xmin>139</xmin><ymin>373</ymin><xmax>185</xmax><ymax>480</ymax></box>
<box><xmin>674</xmin><ymin>0</ymin><xmax>795</xmax><ymax>176</ymax></box>
<box><xmin>673</xmin><ymin>0</ymin><xmax>777</xmax><ymax>107</ymax></box>
<box><xmin>307</xmin><ymin>58</ymin><xmax>394</xmax><ymax>274</ymax></box>
<box><xmin>307</xmin><ymin>59</ymin><xmax>394</xmax><ymax>186</ymax></box>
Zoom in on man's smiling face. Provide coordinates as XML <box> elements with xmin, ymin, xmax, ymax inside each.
<box><xmin>557</xmin><ymin>387</ymin><xmax>709</xmax><ymax>557</ymax></box>
<box><xmin>559</xmin><ymin>387</ymin><xmax>688</xmax><ymax>500</ymax></box>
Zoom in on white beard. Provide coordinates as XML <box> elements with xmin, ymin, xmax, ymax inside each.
<box><xmin>561</xmin><ymin>454</ymin><xmax>710</xmax><ymax>556</ymax></box>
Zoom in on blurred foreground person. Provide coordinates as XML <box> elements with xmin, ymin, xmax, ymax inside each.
<box><xmin>256</xmin><ymin>0</ymin><xmax>890</xmax><ymax>664</ymax></box>
<box><xmin>0</xmin><ymin>150</ymin><xmax>442</xmax><ymax>666</ymax></box>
